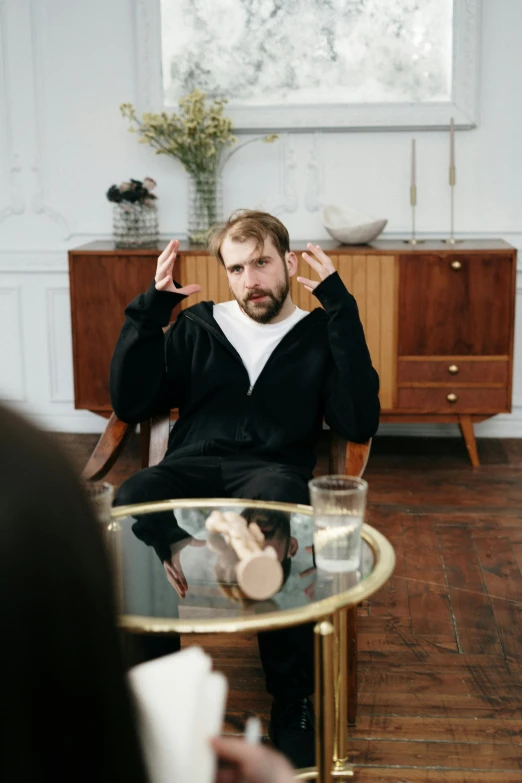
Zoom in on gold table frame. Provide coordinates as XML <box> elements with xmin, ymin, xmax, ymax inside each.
<box><xmin>111</xmin><ymin>498</ymin><xmax>396</xmax><ymax>782</ymax></box>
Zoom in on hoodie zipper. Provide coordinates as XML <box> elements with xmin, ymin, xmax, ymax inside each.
<box><xmin>184</xmin><ymin>311</ymin><xmax>251</xmax><ymax>392</ymax></box>
<box><xmin>184</xmin><ymin>308</ymin><xmax>320</xmax><ymax>398</ymax></box>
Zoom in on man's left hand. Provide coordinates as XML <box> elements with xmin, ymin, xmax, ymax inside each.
<box><xmin>297</xmin><ymin>243</ymin><xmax>336</xmax><ymax>292</ymax></box>
<box><xmin>164</xmin><ymin>553</ymin><xmax>187</xmax><ymax>598</ymax></box>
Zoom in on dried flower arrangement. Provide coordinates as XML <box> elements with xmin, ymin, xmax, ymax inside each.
<box><xmin>119</xmin><ymin>90</ymin><xmax>278</xmax><ymax>178</ymax></box>
<box><xmin>119</xmin><ymin>89</ymin><xmax>278</xmax><ymax>242</ymax></box>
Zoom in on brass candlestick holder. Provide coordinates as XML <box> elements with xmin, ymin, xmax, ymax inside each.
<box><xmin>403</xmin><ymin>184</ymin><xmax>425</xmax><ymax>244</ymax></box>
<box><xmin>442</xmin><ymin>164</ymin><xmax>463</xmax><ymax>244</ymax></box>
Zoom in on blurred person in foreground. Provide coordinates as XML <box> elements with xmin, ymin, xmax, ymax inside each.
<box><xmin>0</xmin><ymin>404</ymin><xmax>295</xmax><ymax>783</ymax></box>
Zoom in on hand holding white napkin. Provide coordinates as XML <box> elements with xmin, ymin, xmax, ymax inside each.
<box><xmin>128</xmin><ymin>646</ymin><xmax>228</xmax><ymax>783</ymax></box>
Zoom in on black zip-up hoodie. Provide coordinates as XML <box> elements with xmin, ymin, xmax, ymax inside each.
<box><xmin>110</xmin><ymin>272</ymin><xmax>380</xmax><ymax>473</ymax></box>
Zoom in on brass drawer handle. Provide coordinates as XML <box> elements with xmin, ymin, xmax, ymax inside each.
<box><xmin>448</xmin><ymin>364</ymin><xmax>459</xmax><ymax>375</ymax></box>
<box><xmin>447</xmin><ymin>393</ymin><xmax>458</xmax><ymax>403</ymax></box>
<box><xmin>450</xmin><ymin>260</ymin><xmax>462</xmax><ymax>270</ymax></box>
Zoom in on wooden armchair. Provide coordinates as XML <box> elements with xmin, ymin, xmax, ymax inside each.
<box><xmin>83</xmin><ymin>412</ymin><xmax>371</xmax><ymax>726</ymax></box>
<box><xmin>83</xmin><ymin>412</ymin><xmax>371</xmax><ymax>481</ymax></box>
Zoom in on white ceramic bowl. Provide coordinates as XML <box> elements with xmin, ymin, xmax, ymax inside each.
<box><xmin>321</xmin><ymin>205</ymin><xmax>387</xmax><ymax>245</ymax></box>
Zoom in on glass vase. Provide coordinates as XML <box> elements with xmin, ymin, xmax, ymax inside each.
<box><xmin>112</xmin><ymin>202</ymin><xmax>159</xmax><ymax>248</ymax></box>
<box><xmin>187</xmin><ymin>171</ymin><xmax>223</xmax><ymax>244</ymax></box>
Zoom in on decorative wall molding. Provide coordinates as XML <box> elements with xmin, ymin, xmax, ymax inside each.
<box><xmin>260</xmin><ymin>134</ymin><xmax>298</xmax><ymax>215</ymax></box>
<box><xmin>133</xmin><ymin>0</ymin><xmax>163</xmax><ymax>113</ymax></box>
<box><xmin>10</xmin><ymin>407</ymin><xmax>111</xmax><ymax>435</ymax></box>
<box><xmin>304</xmin><ymin>133</ymin><xmax>323</xmax><ymax>213</ymax></box>
<box><xmin>28</xmin><ymin>0</ymin><xmax>72</xmax><ymax>238</ymax></box>
<box><xmin>455</xmin><ymin>0</ymin><xmax>481</xmax><ymax>122</ymax></box>
<box><xmin>0</xmin><ymin>286</ymin><xmax>26</xmax><ymax>402</ymax></box>
<box><xmin>0</xmin><ymin>0</ymin><xmax>25</xmax><ymax>224</ymax></box>
<box><xmin>0</xmin><ymin>251</ymin><xmax>68</xmax><ymax>272</ymax></box>
<box><xmin>46</xmin><ymin>287</ymin><xmax>74</xmax><ymax>403</ymax></box>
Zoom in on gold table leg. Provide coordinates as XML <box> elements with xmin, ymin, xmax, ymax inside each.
<box><xmin>295</xmin><ymin>619</ymin><xmax>355</xmax><ymax>781</ymax></box>
<box><xmin>314</xmin><ymin>621</ymin><xmax>335</xmax><ymax>783</ymax></box>
<box><xmin>333</xmin><ymin>609</ymin><xmax>348</xmax><ymax>768</ymax></box>
<box><xmin>346</xmin><ymin>606</ymin><xmax>357</xmax><ymax>727</ymax></box>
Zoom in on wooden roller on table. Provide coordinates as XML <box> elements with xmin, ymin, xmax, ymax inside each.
<box><xmin>205</xmin><ymin>510</ymin><xmax>283</xmax><ymax>601</ymax></box>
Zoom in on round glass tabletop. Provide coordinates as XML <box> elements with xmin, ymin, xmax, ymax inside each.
<box><xmin>109</xmin><ymin>498</ymin><xmax>395</xmax><ymax>634</ymax></box>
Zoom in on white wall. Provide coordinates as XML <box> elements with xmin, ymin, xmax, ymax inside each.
<box><xmin>0</xmin><ymin>0</ymin><xmax>521</xmax><ymax>436</ymax></box>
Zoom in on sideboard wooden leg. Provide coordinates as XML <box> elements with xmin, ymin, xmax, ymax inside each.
<box><xmin>458</xmin><ymin>415</ymin><xmax>480</xmax><ymax>467</ymax></box>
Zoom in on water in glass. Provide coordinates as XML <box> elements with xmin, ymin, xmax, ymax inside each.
<box><xmin>313</xmin><ymin>513</ymin><xmax>363</xmax><ymax>573</ymax></box>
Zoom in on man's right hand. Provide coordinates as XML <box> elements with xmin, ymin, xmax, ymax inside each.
<box><xmin>155</xmin><ymin>239</ymin><xmax>202</xmax><ymax>297</ymax></box>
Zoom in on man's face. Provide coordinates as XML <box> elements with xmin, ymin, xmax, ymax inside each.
<box><xmin>221</xmin><ymin>235</ymin><xmax>291</xmax><ymax>324</ymax></box>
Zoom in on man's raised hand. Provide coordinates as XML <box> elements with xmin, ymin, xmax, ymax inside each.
<box><xmin>297</xmin><ymin>242</ymin><xmax>336</xmax><ymax>292</ymax></box>
<box><xmin>154</xmin><ymin>239</ymin><xmax>202</xmax><ymax>297</ymax></box>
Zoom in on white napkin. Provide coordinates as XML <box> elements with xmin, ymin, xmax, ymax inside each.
<box><xmin>128</xmin><ymin>646</ymin><xmax>228</xmax><ymax>783</ymax></box>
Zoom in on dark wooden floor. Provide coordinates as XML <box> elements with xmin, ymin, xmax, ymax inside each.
<box><xmin>58</xmin><ymin>431</ymin><xmax>522</xmax><ymax>782</ymax></box>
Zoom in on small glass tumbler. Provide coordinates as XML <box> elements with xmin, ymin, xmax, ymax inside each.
<box><xmin>84</xmin><ymin>481</ymin><xmax>123</xmax><ymax>606</ymax></box>
<box><xmin>308</xmin><ymin>475</ymin><xmax>368</xmax><ymax>573</ymax></box>
<box><xmin>84</xmin><ymin>481</ymin><xmax>114</xmax><ymax>525</ymax></box>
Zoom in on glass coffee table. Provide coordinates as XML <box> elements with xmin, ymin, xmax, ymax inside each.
<box><xmin>109</xmin><ymin>498</ymin><xmax>395</xmax><ymax>782</ymax></box>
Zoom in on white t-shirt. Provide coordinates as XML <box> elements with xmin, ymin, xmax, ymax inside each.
<box><xmin>213</xmin><ymin>300</ymin><xmax>309</xmax><ymax>387</ymax></box>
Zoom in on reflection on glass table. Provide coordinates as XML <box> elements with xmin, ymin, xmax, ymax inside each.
<box><xmin>111</xmin><ymin>500</ymin><xmax>376</xmax><ymax>624</ymax></box>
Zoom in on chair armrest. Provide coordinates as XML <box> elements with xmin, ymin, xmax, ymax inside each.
<box><xmin>329</xmin><ymin>431</ymin><xmax>372</xmax><ymax>477</ymax></box>
<box><xmin>345</xmin><ymin>438</ymin><xmax>371</xmax><ymax>477</ymax></box>
<box><xmin>82</xmin><ymin>413</ymin><xmax>133</xmax><ymax>481</ymax></box>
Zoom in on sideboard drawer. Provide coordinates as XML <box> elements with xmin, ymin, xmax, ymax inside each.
<box><xmin>397</xmin><ymin>387</ymin><xmax>508</xmax><ymax>412</ymax></box>
<box><xmin>398</xmin><ymin>359</ymin><xmax>509</xmax><ymax>384</ymax></box>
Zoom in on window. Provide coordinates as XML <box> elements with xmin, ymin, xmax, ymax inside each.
<box><xmin>135</xmin><ymin>0</ymin><xmax>480</xmax><ymax>131</ymax></box>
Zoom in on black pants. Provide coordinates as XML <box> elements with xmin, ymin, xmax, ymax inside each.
<box><xmin>114</xmin><ymin>454</ymin><xmax>315</xmax><ymax>701</ymax></box>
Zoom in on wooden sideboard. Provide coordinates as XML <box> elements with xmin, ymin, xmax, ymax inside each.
<box><xmin>68</xmin><ymin>239</ymin><xmax>517</xmax><ymax>466</ymax></box>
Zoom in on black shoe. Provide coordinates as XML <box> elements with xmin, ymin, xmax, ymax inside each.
<box><xmin>268</xmin><ymin>697</ymin><xmax>315</xmax><ymax>769</ymax></box>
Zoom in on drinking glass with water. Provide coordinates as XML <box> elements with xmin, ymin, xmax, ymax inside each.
<box><xmin>308</xmin><ymin>476</ymin><xmax>368</xmax><ymax>573</ymax></box>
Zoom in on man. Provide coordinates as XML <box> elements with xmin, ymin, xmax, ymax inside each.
<box><xmin>111</xmin><ymin>209</ymin><xmax>380</xmax><ymax>768</ymax></box>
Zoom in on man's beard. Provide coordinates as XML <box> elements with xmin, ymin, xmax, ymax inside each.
<box><xmin>239</xmin><ymin>276</ymin><xmax>290</xmax><ymax>324</ymax></box>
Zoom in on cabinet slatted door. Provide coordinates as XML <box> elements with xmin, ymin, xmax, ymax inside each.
<box><xmin>179</xmin><ymin>255</ymin><xmax>229</xmax><ymax>309</ymax></box>
<box><xmin>315</xmin><ymin>254</ymin><xmax>398</xmax><ymax>413</ymax></box>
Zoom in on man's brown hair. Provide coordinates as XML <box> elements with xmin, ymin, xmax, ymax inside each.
<box><xmin>208</xmin><ymin>209</ymin><xmax>290</xmax><ymax>266</ymax></box>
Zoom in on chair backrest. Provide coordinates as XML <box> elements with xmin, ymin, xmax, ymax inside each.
<box><xmin>140</xmin><ymin>414</ymin><xmax>171</xmax><ymax>469</ymax></box>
